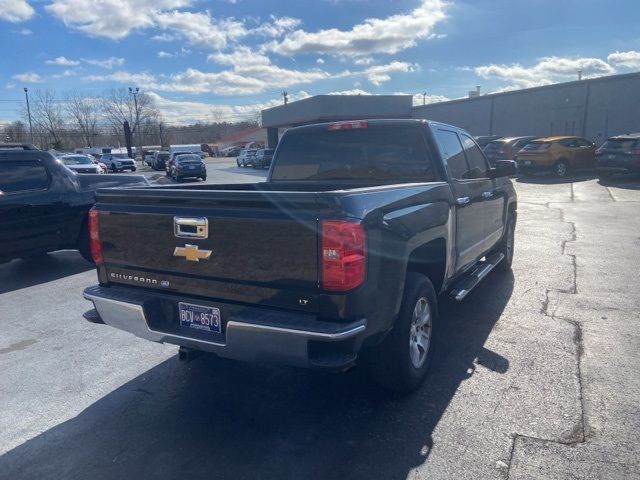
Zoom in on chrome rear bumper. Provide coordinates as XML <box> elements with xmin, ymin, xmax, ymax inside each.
<box><xmin>83</xmin><ymin>285</ymin><xmax>366</xmax><ymax>368</ymax></box>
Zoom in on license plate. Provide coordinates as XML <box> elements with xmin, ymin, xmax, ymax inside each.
<box><xmin>179</xmin><ymin>302</ymin><xmax>221</xmax><ymax>333</ymax></box>
<box><xmin>524</xmin><ymin>160</ymin><xmax>532</xmax><ymax>165</ymax></box>
<box><xmin>608</xmin><ymin>154</ymin><xmax>615</xmax><ymax>160</ymax></box>
<box><xmin>188</xmin><ymin>165</ymin><xmax>196</xmax><ymax>169</ymax></box>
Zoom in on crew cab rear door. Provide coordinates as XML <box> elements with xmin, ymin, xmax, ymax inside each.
<box><xmin>434</xmin><ymin>128</ymin><xmax>488</xmax><ymax>270</ymax></box>
<box><xmin>0</xmin><ymin>155</ymin><xmax>67</xmax><ymax>260</ymax></box>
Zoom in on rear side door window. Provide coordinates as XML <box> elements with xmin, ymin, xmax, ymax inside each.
<box><xmin>435</xmin><ymin>129</ymin><xmax>469</xmax><ymax>180</ymax></box>
<box><xmin>0</xmin><ymin>160</ymin><xmax>49</xmax><ymax>194</ymax></box>
<box><xmin>460</xmin><ymin>134</ymin><xmax>489</xmax><ymax>179</ymax></box>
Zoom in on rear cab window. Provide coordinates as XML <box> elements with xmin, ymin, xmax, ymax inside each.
<box><xmin>0</xmin><ymin>159</ymin><xmax>50</xmax><ymax>194</ymax></box>
<box><xmin>271</xmin><ymin>122</ymin><xmax>436</xmax><ymax>184</ymax></box>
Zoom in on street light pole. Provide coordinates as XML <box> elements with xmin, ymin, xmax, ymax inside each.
<box><xmin>129</xmin><ymin>87</ymin><xmax>142</xmax><ymax>160</ymax></box>
<box><xmin>24</xmin><ymin>87</ymin><xmax>34</xmax><ymax>145</ymax></box>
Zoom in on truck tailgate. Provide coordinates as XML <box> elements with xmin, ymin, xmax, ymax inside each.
<box><xmin>95</xmin><ymin>188</ymin><xmax>322</xmax><ymax>308</ymax></box>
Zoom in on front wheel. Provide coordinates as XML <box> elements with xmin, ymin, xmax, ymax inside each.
<box><xmin>496</xmin><ymin>213</ymin><xmax>516</xmax><ymax>271</ymax></box>
<box><xmin>554</xmin><ymin>159</ymin><xmax>570</xmax><ymax>178</ymax></box>
<box><xmin>370</xmin><ymin>273</ymin><xmax>437</xmax><ymax>393</ymax></box>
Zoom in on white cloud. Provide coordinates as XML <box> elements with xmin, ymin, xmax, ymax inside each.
<box><xmin>146</xmin><ymin>91</ymin><xmax>307</xmax><ymax>125</ymax></box>
<box><xmin>361</xmin><ymin>61</ymin><xmax>416</xmax><ymax>85</ymax></box>
<box><xmin>153</xmin><ymin>10</ymin><xmax>246</xmax><ymax>50</ymax></box>
<box><xmin>52</xmin><ymin>69</ymin><xmax>78</xmax><ymax>78</ymax></box>
<box><xmin>607</xmin><ymin>51</ymin><xmax>640</xmax><ymax>69</ymax></box>
<box><xmin>474</xmin><ymin>56</ymin><xmax>615</xmax><ymax>89</ymax></box>
<box><xmin>250</xmin><ymin>15</ymin><xmax>301</xmax><ymax>38</ymax></box>
<box><xmin>45</xmin><ymin>0</ymin><xmax>190</xmax><ymax>38</ymax></box>
<box><xmin>12</xmin><ymin>72</ymin><xmax>43</xmax><ymax>83</ymax></box>
<box><xmin>353</xmin><ymin>57</ymin><xmax>375</xmax><ymax>66</ymax></box>
<box><xmin>328</xmin><ymin>89</ymin><xmax>372</xmax><ymax>96</ymax></box>
<box><xmin>158</xmin><ymin>51</ymin><xmax>173</xmax><ymax>58</ymax></box>
<box><xmin>83</xmin><ymin>57</ymin><xmax>125</xmax><ymax>69</ymax></box>
<box><xmin>0</xmin><ymin>0</ymin><xmax>35</xmax><ymax>22</ymax></box>
<box><xmin>316</xmin><ymin>58</ymin><xmax>325</xmax><ymax>64</ymax></box>
<box><xmin>267</xmin><ymin>0</ymin><xmax>447</xmax><ymax>57</ymax></box>
<box><xmin>17</xmin><ymin>28</ymin><xmax>32</xmax><ymax>35</ymax></box>
<box><xmin>154</xmin><ymin>47</ymin><xmax>332</xmax><ymax>95</ymax></box>
<box><xmin>85</xmin><ymin>70</ymin><xmax>156</xmax><ymax>84</ymax></box>
<box><xmin>46</xmin><ymin>56</ymin><xmax>80</xmax><ymax>66</ymax></box>
<box><xmin>394</xmin><ymin>91</ymin><xmax>449</xmax><ymax>105</ymax></box>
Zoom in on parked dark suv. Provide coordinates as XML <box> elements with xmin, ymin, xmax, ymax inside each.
<box><xmin>253</xmin><ymin>148</ymin><xmax>275</xmax><ymax>169</ymax></box>
<box><xmin>595</xmin><ymin>134</ymin><xmax>640</xmax><ymax>178</ymax></box>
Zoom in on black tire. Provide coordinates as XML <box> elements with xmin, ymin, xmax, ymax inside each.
<box><xmin>131</xmin><ymin>167</ymin><xmax>137</xmax><ymax>172</ymax></box>
<box><xmin>236</xmin><ymin>158</ymin><xmax>241</xmax><ymax>167</ymax></box>
<box><xmin>495</xmin><ymin>213</ymin><xmax>516</xmax><ymax>272</ymax></box>
<box><xmin>111</xmin><ymin>164</ymin><xmax>118</xmax><ymax>173</ymax></box>
<box><xmin>201</xmin><ymin>176</ymin><xmax>207</xmax><ymax>181</ymax></box>
<box><xmin>554</xmin><ymin>159</ymin><xmax>570</xmax><ymax>178</ymax></box>
<box><xmin>370</xmin><ymin>273</ymin><xmax>438</xmax><ymax>393</ymax></box>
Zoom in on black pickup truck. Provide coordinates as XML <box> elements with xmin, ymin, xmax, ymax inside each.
<box><xmin>0</xmin><ymin>144</ymin><xmax>149</xmax><ymax>264</ymax></box>
<box><xmin>83</xmin><ymin>120</ymin><xmax>517</xmax><ymax>391</ymax></box>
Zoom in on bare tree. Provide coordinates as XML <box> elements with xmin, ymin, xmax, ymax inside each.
<box><xmin>101</xmin><ymin>88</ymin><xmax>158</xmax><ymax>149</ymax></box>
<box><xmin>23</xmin><ymin>90</ymin><xmax>66</xmax><ymax>149</ymax></box>
<box><xmin>65</xmin><ymin>93</ymin><xmax>99</xmax><ymax>147</ymax></box>
<box><xmin>2</xmin><ymin>121</ymin><xmax>28</xmax><ymax>143</ymax></box>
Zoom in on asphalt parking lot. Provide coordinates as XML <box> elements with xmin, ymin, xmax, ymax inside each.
<box><xmin>1</xmin><ymin>163</ymin><xmax>639</xmax><ymax>479</ymax></box>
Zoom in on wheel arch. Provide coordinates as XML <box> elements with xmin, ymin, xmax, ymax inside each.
<box><xmin>406</xmin><ymin>238</ymin><xmax>447</xmax><ymax>295</ymax></box>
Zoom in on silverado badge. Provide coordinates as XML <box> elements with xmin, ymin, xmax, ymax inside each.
<box><xmin>173</xmin><ymin>244</ymin><xmax>212</xmax><ymax>262</ymax></box>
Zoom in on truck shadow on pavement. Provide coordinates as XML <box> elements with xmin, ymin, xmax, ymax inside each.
<box><xmin>0</xmin><ymin>271</ymin><xmax>513</xmax><ymax>480</ymax></box>
<box><xmin>0</xmin><ymin>251</ymin><xmax>93</xmax><ymax>294</ymax></box>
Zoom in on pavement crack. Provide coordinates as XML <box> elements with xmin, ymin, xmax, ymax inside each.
<box><xmin>506</xmin><ymin>200</ymin><xmax>587</xmax><ymax>478</ymax></box>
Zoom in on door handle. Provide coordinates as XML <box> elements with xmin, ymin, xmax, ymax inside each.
<box><xmin>482</xmin><ymin>191</ymin><xmax>494</xmax><ymax>199</ymax></box>
<box><xmin>456</xmin><ymin>197</ymin><xmax>470</xmax><ymax>206</ymax></box>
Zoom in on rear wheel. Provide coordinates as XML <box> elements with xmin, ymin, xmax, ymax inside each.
<box><xmin>554</xmin><ymin>159</ymin><xmax>570</xmax><ymax>178</ymax></box>
<box><xmin>370</xmin><ymin>273</ymin><xmax>437</xmax><ymax>393</ymax></box>
<box><xmin>236</xmin><ymin>158</ymin><xmax>241</xmax><ymax>167</ymax></box>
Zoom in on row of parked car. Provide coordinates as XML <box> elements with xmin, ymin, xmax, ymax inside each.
<box><xmin>236</xmin><ymin>148</ymin><xmax>275</xmax><ymax>169</ymax></box>
<box><xmin>477</xmin><ymin>133</ymin><xmax>640</xmax><ymax>178</ymax></box>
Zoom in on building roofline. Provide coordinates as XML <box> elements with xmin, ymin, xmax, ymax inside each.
<box><xmin>414</xmin><ymin>71</ymin><xmax>640</xmax><ymax>110</ymax></box>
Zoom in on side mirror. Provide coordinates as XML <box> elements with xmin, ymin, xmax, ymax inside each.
<box><xmin>490</xmin><ymin>160</ymin><xmax>517</xmax><ymax>178</ymax></box>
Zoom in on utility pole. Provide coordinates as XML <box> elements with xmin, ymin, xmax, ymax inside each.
<box><xmin>129</xmin><ymin>87</ymin><xmax>142</xmax><ymax>160</ymax></box>
<box><xmin>282</xmin><ymin>91</ymin><xmax>288</xmax><ymax>105</ymax></box>
<box><xmin>422</xmin><ymin>92</ymin><xmax>427</xmax><ymax>105</ymax></box>
<box><xmin>578</xmin><ymin>69</ymin><xmax>583</xmax><ymax>81</ymax></box>
<box><xmin>24</xmin><ymin>87</ymin><xmax>34</xmax><ymax>145</ymax></box>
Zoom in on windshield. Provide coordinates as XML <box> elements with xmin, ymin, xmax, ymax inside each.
<box><xmin>112</xmin><ymin>153</ymin><xmax>129</xmax><ymax>159</ymax></box>
<box><xmin>484</xmin><ymin>141</ymin><xmax>507</xmax><ymax>152</ymax></box>
<box><xmin>271</xmin><ymin>123</ymin><xmax>436</xmax><ymax>182</ymax></box>
<box><xmin>62</xmin><ymin>155</ymin><xmax>93</xmax><ymax>165</ymax></box>
<box><xmin>158</xmin><ymin>153</ymin><xmax>170</xmax><ymax>160</ymax></box>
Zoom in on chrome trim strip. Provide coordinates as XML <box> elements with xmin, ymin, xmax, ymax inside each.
<box><xmin>227</xmin><ymin>320</ymin><xmax>366</xmax><ymax>340</ymax></box>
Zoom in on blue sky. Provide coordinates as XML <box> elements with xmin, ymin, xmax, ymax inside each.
<box><xmin>1</xmin><ymin>0</ymin><xmax>639</xmax><ymax>124</ymax></box>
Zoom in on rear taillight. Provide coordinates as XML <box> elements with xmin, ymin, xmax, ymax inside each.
<box><xmin>321</xmin><ymin>220</ymin><xmax>366</xmax><ymax>292</ymax></box>
<box><xmin>624</xmin><ymin>148</ymin><xmax>640</xmax><ymax>156</ymax></box>
<box><xmin>87</xmin><ymin>207</ymin><xmax>103</xmax><ymax>264</ymax></box>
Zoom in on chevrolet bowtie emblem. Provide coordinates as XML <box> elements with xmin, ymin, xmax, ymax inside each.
<box><xmin>173</xmin><ymin>244</ymin><xmax>212</xmax><ymax>262</ymax></box>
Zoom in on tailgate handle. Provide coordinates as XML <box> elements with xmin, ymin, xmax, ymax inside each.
<box><xmin>174</xmin><ymin>217</ymin><xmax>208</xmax><ymax>239</ymax></box>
